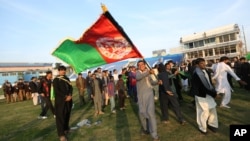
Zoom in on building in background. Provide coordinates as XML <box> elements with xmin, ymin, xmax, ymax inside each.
<box><xmin>176</xmin><ymin>24</ymin><xmax>246</xmax><ymax>62</ymax></box>
<box><xmin>0</xmin><ymin>63</ymin><xmax>53</xmax><ymax>85</ymax></box>
<box><xmin>152</xmin><ymin>49</ymin><xmax>167</xmax><ymax>57</ymax></box>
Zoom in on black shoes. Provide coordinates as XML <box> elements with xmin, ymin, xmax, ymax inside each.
<box><xmin>207</xmin><ymin>125</ymin><xmax>217</xmax><ymax>133</ymax></box>
<box><xmin>141</xmin><ymin>129</ymin><xmax>150</xmax><ymax>135</ymax></box>
<box><xmin>180</xmin><ymin>120</ymin><xmax>186</xmax><ymax>125</ymax></box>
<box><xmin>198</xmin><ymin>125</ymin><xmax>217</xmax><ymax>135</ymax></box>
<box><xmin>199</xmin><ymin>129</ymin><xmax>207</xmax><ymax>135</ymax></box>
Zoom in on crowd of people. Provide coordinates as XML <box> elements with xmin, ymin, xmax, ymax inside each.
<box><xmin>2</xmin><ymin>78</ymin><xmax>36</xmax><ymax>104</ymax></box>
<box><xmin>1</xmin><ymin>56</ymin><xmax>249</xmax><ymax>141</ymax></box>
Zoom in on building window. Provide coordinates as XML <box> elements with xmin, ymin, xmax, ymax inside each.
<box><xmin>205</xmin><ymin>37</ymin><xmax>215</xmax><ymax>44</ymax></box>
<box><xmin>198</xmin><ymin>50</ymin><xmax>203</xmax><ymax>57</ymax></box>
<box><xmin>210</xmin><ymin>38</ymin><xmax>215</xmax><ymax>43</ymax></box>
<box><xmin>225</xmin><ymin>46</ymin><xmax>230</xmax><ymax>54</ymax></box>
<box><xmin>230</xmin><ymin>45</ymin><xmax>236</xmax><ymax>53</ymax></box>
<box><xmin>204</xmin><ymin>49</ymin><xmax>212</xmax><ymax>56</ymax></box>
<box><xmin>2</xmin><ymin>73</ymin><xmax>9</xmax><ymax>76</ymax></box>
<box><xmin>193</xmin><ymin>51</ymin><xmax>198</xmax><ymax>58</ymax></box>
<box><xmin>215</xmin><ymin>48</ymin><xmax>220</xmax><ymax>55</ymax></box>
<box><xmin>190</xmin><ymin>52</ymin><xmax>194</xmax><ymax>58</ymax></box>
<box><xmin>189</xmin><ymin>42</ymin><xmax>194</xmax><ymax>48</ymax></box>
<box><xmin>219</xmin><ymin>36</ymin><xmax>223</xmax><ymax>43</ymax></box>
<box><xmin>184</xmin><ymin>44</ymin><xmax>189</xmax><ymax>49</ymax></box>
<box><xmin>18</xmin><ymin>72</ymin><xmax>23</xmax><ymax>75</ymax></box>
<box><xmin>194</xmin><ymin>41</ymin><xmax>199</xmax><ymax>47</ymax></box>
<box><xmin>208</xmin><ymin>49</ymin><xmax>213</xmax><ymax>56</ymax></box>
<box><xmin>220</xmin><ymin>47</ymin><xmax>225</xmax><ymax>54</ymax></box>
<box><xmin>18</xmin><ymin>72</ymin><xmax>23</xmax><ymax>78</ymax></box>
<box><xmin>230</xmin><ymin>33</ymin><xmax>236</xmax><ymax>41</ymax></box>
<box><xmin>10</xmin><ymin>72</ymin><xmax>16</xmax><ymax>76</ymax></box>
<box><xmin>199</xmin><ymin>40</ymin><xmax>204</xmax><ymax>47</ymax></box>
<box><xmin>223</xmin><ymin>35</ymin><xmax>229</xmax><ymax>42</ymax></box>
<box><xmin>194</xmin><ymin>40</ymin><xmax>204</xmax><ymax>47</ymax></box>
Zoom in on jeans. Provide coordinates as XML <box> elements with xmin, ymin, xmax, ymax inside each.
<box><xmin>40</xmin><ymin>96</ymin><xmax>55</xmax><ymax>116</ymax></box>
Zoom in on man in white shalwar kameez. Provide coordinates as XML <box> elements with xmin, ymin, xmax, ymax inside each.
<box><xmin>212</xmin><ymin>56</ymin><xmax>245</xmax><ymax>108</ymax></box>
<box><xmin>191</xmin><ymin>58</ymin><xmax>219</xmax><ymax>134</ymax></box>
<box><xmin>136</xmin><ymin>60</ymin><xmax>160</xmax><ymax>141</ymax></box>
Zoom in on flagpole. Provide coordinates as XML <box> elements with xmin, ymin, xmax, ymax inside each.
<box><xmin>101</xmin><ymin>3</ymin><xmax>108</xmax><ymax>13</ymax></box>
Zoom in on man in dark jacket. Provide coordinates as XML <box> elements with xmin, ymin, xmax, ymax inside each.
<box><xmin>158</xmin><ymin>62</ymin><xmax>185</xmax><ymax>125</ymax></box>
<box><xmin>191</xmin><ymin>58</ymin><xmax>218</xmax><ymax>134</ymax></box>
<box><xmin>38</xmin><ymin>71</ymin><xmax>55</xmax><ymax>119</ymax></box>
<box><xmin>29</xmin><ymin>77</ymin><xmax>38</xmax><ymax>105</ymax></box>
<box><xmin>240</xmin><ymin>57</ymin><xmax>250</xmax><ymax>90</ymax></box>
<box><xmin>53</xmin><ymin>66</ymin><xmax>73</xmax><ymax>141</ymax></box>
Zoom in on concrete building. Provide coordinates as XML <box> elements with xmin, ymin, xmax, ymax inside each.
<box><xmin>179</xmin><ymin>24</ymin><xmax>246</xmax><ymax>62</ymax></box>
<box><xmin>0</xmin><ymin>63</ymin><xmax>53</xmax><ymax>85</ymax></box>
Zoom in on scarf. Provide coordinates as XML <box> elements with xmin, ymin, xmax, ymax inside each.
<box><xmin>195</xmin><ymin>67</ymin><xmax>213</xmax><ymax>91</ymax></box>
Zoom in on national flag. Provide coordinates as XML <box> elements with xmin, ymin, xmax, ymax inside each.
<box><xmin>50</xmin><ymin>85</ymin><xmax>55</xmax><ymax>100</ymax></box>
<box><xmin>246</xmin><ymin>53</ymin><xmax>250</xmax><ymax>60</ymax></box>
<box><xmin>52</xmin><ymin>4</ymin><xmax>143</xmax><ymax>73</ymax></box>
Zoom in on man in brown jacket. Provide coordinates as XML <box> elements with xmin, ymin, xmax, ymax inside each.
<box><xmin>76</xmin><ymin>73</ymin><xmax>86</xmax><ymax>106</ymax></box>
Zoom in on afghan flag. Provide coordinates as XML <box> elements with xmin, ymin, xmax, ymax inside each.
<box><xmin>52</xmin><ymin>4</ymin><xmax>143</xmax><ymax>73</ymax></box>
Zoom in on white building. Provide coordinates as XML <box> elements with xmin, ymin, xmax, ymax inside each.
<box><xmin>178</xmin><ymin>24</ymin><xmax>246</xmax><ymax>62</ymax></box>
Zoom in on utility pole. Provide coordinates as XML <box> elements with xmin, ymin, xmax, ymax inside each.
<box><xmin>242</xmin><ymin>25</ymin><xmax>248</xmax><ymax>55</ymax></box>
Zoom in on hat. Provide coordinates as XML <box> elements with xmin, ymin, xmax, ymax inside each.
<box><xmin>58</xmin><ymin>65</ymin><xmax>66</xmax><ymax>71</ymax></box>
<box><xmin>78</xmin><ymin>73</ymin><xmax>82</xmax><ymax>75</ymax></box>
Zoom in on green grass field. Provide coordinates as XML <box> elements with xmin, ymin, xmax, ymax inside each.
<box><xmin>0</xmin><ymin>82</ymin><xmax>249</xmax><ymax>141</ymax></box>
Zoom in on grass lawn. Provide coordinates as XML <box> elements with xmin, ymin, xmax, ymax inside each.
<box><xmin>0</xmin><ymin>82</ymin><xmax>249</xmax><ymax>141</ymax></box>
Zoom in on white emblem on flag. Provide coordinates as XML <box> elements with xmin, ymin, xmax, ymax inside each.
<box><xmin>96</xmin><ymin>37</ymin><xmax>132</xmax><ymax>59</ymax></box>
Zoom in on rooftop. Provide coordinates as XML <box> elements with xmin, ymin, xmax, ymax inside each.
<box><xmin>181</xmin><ymin>24</ymin><xmax>240</xmax><ymax>43</ymax></box>
<box><xmin>0</xmin><ymin>63</ymin><xmax>53</xmax><ymax>67</ymax></box>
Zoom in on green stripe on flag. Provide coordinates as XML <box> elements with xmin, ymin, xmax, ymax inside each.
<box><xmin>52</xmin><ymin>39</ymin><xmax>106</xmax><ymax>73</ymax></box>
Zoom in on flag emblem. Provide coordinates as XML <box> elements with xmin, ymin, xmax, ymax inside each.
<box><xmin>96</xmin><ymin>37</ymin><xmax>132</xmax><ymax>59</ymax></box>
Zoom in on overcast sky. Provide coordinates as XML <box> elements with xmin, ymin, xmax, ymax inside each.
<box><xmin>1</xmin><ymin>0</ymin><xmax>250</xmax><ymax>63</ymax></box>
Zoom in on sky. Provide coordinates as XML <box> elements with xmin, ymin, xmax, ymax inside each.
<box><xmin>1</xmin><ymin>0</ymin><xmax>250</xmax><ymax>63</ymax></box>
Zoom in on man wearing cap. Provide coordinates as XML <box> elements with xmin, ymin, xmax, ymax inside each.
<box><xmin>53</xmin><ymin>66</ymin><xmax>73</xmax><ymax>141</ymax></box>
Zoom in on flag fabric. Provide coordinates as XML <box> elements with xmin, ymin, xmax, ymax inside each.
<box><xmin>50</xmin><ymin>85</ymin><xmax>55</xmax><ymax>100</ymax></box>
<box><xmin>178</xmin><ymin>71</ymin><xmax>190</xmax><ymax>79</ymax></box>
<box><xmin>246</xmin><ymin>53</ymin><xmax>250</xmax><ymax>60</ymax></box>
<box><xmin>52</xmin><ymin>5</ymin><xmax>143</xmax><ymax>73</ymax></box>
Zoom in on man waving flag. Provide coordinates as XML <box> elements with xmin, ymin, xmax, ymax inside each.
<box><xmin>52</xmin><ymin>4</ymin><xmax>143</xmax><ymax>73</ymax></box>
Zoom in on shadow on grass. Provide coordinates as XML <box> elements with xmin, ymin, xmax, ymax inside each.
<box><xmin>1</xmin><ymin>118</ymin><xmax>41</xmax><ymax>140</ymax></box>
<box><xmin>116</xmin><ymin>98</ymin><xmax>131</xmax><ymax>141</ymax></box>
<box><xmin>70</xmin><ymin>100</ymin><xmax>95</xmax><ymax>140</ymax></box>
<box><xmin>128</xmin><ymin>98</ymin><xmax>140</xmax><ymax>123</ymax></box>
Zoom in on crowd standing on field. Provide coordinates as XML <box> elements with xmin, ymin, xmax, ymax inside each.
<box><xmin>1</xmin><ymin>56</ymin><xmax>249</xmax><ymax>141</ymax></box>
<box><xmin>2</xmin><ymin>78</ymin><xmax>40</xmax><ymax>104</ymax></box>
